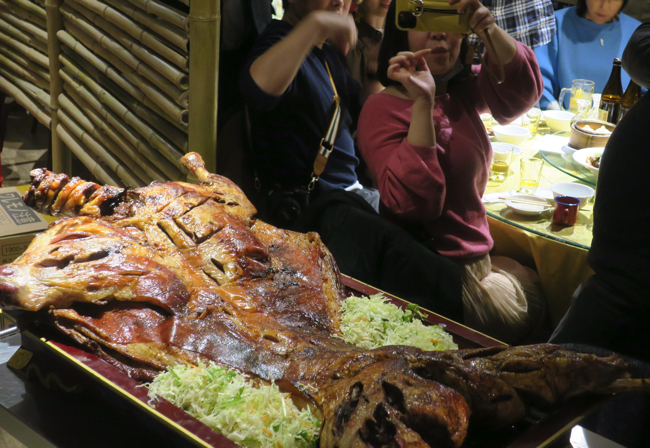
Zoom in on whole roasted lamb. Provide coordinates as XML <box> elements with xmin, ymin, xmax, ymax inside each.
<box><xmin>0</xmin><ymin>153</ymin><xmax>629</xmax><ymax>447</ymax></box>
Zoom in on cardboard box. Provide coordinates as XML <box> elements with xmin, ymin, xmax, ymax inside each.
<box><xmin>0</xmin><ymin>186</ymin><xmax>50</xmax><ymax>265</ymax></box>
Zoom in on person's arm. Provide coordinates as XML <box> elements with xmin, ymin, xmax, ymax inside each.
<box><xmin>454</xmin><ymin>0</ymin><xmax>517</xmax><ymax>65</ymax></box>
<box><xmin>386</xmin><ymin>49</ymin><xmax>437</xmax><ymax>146</ymax></box>
<box><xmin>534</xmin><ymin>36</ymin><xmax>561</xmax><ymax>110</ymax></box>
<box><xmin>357</xmin><ymin>94</ymin><xmax>447</xmax><ymax>220</ymax></box>
<box><xmin>249</xmin><ymin>12</ymin><xmax>356</xmax><ymax>96</ymax></box>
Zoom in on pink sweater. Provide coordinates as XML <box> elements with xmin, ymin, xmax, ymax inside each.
<box><xmin>358</xmin><ymin>42</ymin><xmax>543</xmax><ymax>259</ymax></box>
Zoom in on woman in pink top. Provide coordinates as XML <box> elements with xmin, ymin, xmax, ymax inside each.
<box><xmin>357</xmin><ymin>0</ymin><xmax>547</xmax><ymax>343</ymax></box>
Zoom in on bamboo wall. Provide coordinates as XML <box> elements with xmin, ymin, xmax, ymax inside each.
<box><xmin>0</xmin><ymin>0</ymin><xmax>221</xmax><ymax>186</ymax></box>
<box><xmin>0</xmin><ymin>0</ymin><xmax>53</xmax><ymax>129</ymax></box>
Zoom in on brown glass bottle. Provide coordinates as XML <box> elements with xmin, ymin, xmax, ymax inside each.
<box><xmin>599</xmin><ymin>58</ymin><xmax>623</xmax><ymax>124</ymax></box>
<box><xmin>617</xmin><ymin>79</ymin><xmax>642</xmax><ymax>122</ymax></box>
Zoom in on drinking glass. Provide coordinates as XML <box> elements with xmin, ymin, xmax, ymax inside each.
<box><xmin>519</xmin><ymin>158</ymin><xmax>544</xmax><ymax>194</ymax></box>
<box><xmin>489</xmin><ymin>145</ymin><xmax>514</xmax><ymax>182</ymax></box>
<box><xmin>558</xmin><ymin>79</ymin><xmax>595</xmax><ymax>113</ymax></box>
<box><xmin>524</xmin><ymin>107</ymin><xmax>542</xmax><ymax>135</ymax></box>
<box><xmin>480</xmin><ymin>113</ymin><xmax>493</xmax><ymax>130</ymax></box>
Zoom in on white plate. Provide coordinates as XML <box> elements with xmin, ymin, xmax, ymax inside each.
<box><xmin>505</xmin><ymin>194</ymin><xmax>552</xmax><ymax>216</ymax></box>
<box><xmin>572</xmin><ymin>147</ymin><xmax>603</xmax><ymax>174</ymax></box>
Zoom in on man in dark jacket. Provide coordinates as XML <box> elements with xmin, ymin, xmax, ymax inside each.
<box><xmin>550</xmin><ymin>22</ymin><xmax>650</xmax><ymax>362</ymax></box>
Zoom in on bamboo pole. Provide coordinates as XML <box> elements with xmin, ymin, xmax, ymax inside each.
<box><xmin>59</xmin><ymin>53</ymin><xmax>187</xmax><ymax>150</ymax></box>
<box><xmin>0</xmin><ymin>67</ymin><xmax>51</xmax><ymax>111</ymax></box>
<box><xmin>59</xmin><ymin>63</ymin><xmax>184</xmax><ymax>164</ymax></box>
<box><xmin>58</xmin><ymin>109</ymin><xmax>142</xmax><ymax>186</ymax></box>
<box><xmin>57</xmin><ymin>48</ymin><xmax>169</xmax><ymax>131</ymax></box>
<box><xmin>125</xmin><ymin>0</ymin><xmax>188</xmax><ymax>30</ymax></box>
<box><xmin>61</xmin><ymin>1</ymin><xmax>188</xmax><ymax>87</ymax></box>
<box><xmin>59</xmin><ymin>91</ymin><xmax>158</xmax><ymax>183</ymax></box>
<box><xmin>56</xmin><ymin>25</ymin><xmax>188</xmax><ymax>102</ymax></box>
<box><xmin>61</xmin><ymin>67</ymin><xmax>182</xmax><ymax>178</ymax></box>
<box><xmin>0</xmin><ymin>46</ymin><xmax>50</xmax><ymax>81</ymax></box>
<box><xmin>58</xmin><ymin>39</ymin><xmax>187</xmax><ymax>127</ymax></box>
<box><xmin>0</xmin><ymin>11</ymin><xmax>48</xmax><ymax>42</ymax></box>
<box><xmin>103</xmin><ymin>0</ymin><xmax>188</xmax><ymax>54</ymax></box>
<box><xmin>0</xmin><ymin>75</ymin><xmax>51</xmax><ymax>127</ymax></box>
<box><xmin>189</xmin><ymin>0</ymin><xmax>220</xmax><ymax>173</ymax></box>
<box><xmin>62</xmin><ymin>26</ymin><xmax>187</xmax><ymax>108</ymax></box>
<box><xmin>0</xmin><ymin>31</ymin><xmax>50</xmax><ymax>68</ymax></box>
<box><xmin>63</xmin><ymin>83</ymin><xmax>178</xmax><ymax>180</ymax></box>
<box><xmin>0</xmin><ymin>54</ymin><xmax>50</xmax><ymax>90</ymax></box>
<box><xmin>0</xmin><ymin>0</ymin><xmax>47</xmax><ymax>28</ymax></box>
<box><xmin>46</xmin><ymin>0</ymin><xmax>70</xmax><ymax>175</ymax></box>
<box><xmin>0</xmin><ymin>18</ymin><xmax>50</xmax><ymax>54</ymax></box>
<box><xmin>58</xmin><ymin>29</ymin><xmax>188</xmax><ymax>124</ymax></box>
<box><xmin>66</xmin><ymin>0</ymin><xmax>188</xmax><ymax>67</ymax></box>
<box><xmin>6</xmin><ymin>0</ymin><xmax>46</xmax><ymax>19</ymax></box>
<box><xmin>56</xmin><ymin>123</ymin><xmax>121</xmax><ymax>185</ymax></box>
<box><xmin>102</xmin><ymin>73</ymin><xmax>187</xmax><ymax>148</ymax></box>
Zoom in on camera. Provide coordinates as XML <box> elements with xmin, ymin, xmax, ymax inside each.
<box><xmin>396</xmin><ymin>0</ymin><xmax>471</xmax><ymax>34</ymax></box>
<box><xmin>265</xmin><ymin>187</ymin><xmax>311</xmax><ymax>229</ymax></box>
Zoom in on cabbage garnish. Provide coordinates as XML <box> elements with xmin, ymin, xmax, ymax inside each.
<box><xmin>147</xmin><ymin>363</ymin><xmax>321</xmax><ymax>448</ymax></box>
<box><xmin>147</xmin><ymin>294</ymin><xmax>456</xmax><ymax>446</ymax></box>
<box><xmin>337</xmin><ymin>294</ymin><xmax>458</xmax><ymax>351</ymax></box>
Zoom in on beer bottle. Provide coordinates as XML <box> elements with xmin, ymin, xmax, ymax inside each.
<box><xmin>617</xmin><ymin>79</ymin><xmax>642</xmax><ymax>123</ymax></box>
<box><xmin>599</xmin><ymin>58</ymin><xmax>623</xmax><ymax>124</ymax></box>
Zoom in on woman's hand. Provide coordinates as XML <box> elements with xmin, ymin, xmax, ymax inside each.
<box><xmin>387</xmin><ymin>49</ymin><xmax>436</xmax><ymax>103</ymax></box>
<box><xmin>451</xmin><ymin>0</ymin><xmax>517</xmax><ymax>65</ymax></box>
<box><xmin>451</xmin><ymin>0</ymin><xmax>495</xmax><ymax>38</ymax></box>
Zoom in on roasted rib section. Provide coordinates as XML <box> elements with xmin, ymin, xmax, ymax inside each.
<box><xmin>0</xmin><ymin>153</ymin><xmax>630</xmax><ymax>447</ymax></box>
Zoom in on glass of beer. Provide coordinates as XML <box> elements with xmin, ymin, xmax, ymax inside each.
<box><xmin>489</xmin><ymin>145</ymin><xmax>514</xmax><ymax>182</ymax></box>
<box><xmin>558</xmin><ymin>79</ymin><xmax>595</xmax><ymax>113</ymax></box>
<box><xmin>519</xmin><ymin>158</ymin><xmax>544</xmax><ymax>194</ymax></box>
<box><xmin>524</xmin><ymin>107</ymin><xmax>542</xmax><ymax>135</ymax></box>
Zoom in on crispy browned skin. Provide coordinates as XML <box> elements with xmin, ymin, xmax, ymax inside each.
<box><xmin>0</xmin><ymin>153</ymin><xmax>629</xmax><ymax>447</ymax></box>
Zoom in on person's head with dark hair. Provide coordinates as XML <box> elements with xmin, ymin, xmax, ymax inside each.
<box><xmin>575</xmin><ymin>0</ymin><xmax>630</xmax><ymax>24</ymax></box>
<box><xmin>377</xmin><ymin>2</ymin><xmax>470</xmax><ymax>89</ymax></box>
<box><xmin>282</xmin><ymin>0</ymin><xmax>352</xmax><ymax>24</ymax></box>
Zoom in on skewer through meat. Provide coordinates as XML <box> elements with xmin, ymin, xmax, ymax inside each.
<box><xmin>0</xmin><ymin>153</ymin><xmax>629</xmax><ymax>447</ymax></box>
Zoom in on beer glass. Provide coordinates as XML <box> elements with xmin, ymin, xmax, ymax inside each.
<box><xmin>558</xmin><ymin>79</ymin><xmax>595</xmax><ymax>113</ymax></box>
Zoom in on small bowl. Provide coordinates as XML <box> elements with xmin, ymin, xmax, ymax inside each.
<box><xmin>543</xmin><ymin>110</ymin><xmax>575</xmax><ymax>133</ymax></box>
<box><xmin>493</xmin><ymin>125</ymin><xmax>530</xmax><ymax>145</ymax></box>
<box><xmin>550</xmin><ymin>182</ymin><xmax>595</xmax><ymax>209</ymax></box>
<box><xmin>569</xmin><ymin>119</ymin><xmax>615</xmax><ymax>149</ymax></box>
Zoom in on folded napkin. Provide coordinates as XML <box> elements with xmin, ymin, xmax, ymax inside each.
<box><xmin>532</xmin><ymin>134</ymin><xmax>570</xmax><ymax>154</ymax></box>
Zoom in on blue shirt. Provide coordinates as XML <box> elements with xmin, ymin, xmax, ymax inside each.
<box><xmin>239</xmin><ymin>20</ymin><xmax>360</xmax><ymax>197</ymax></box>
<box><xmin>535</xmin><ymin>7</ymin><xmax>641</xmax><ymax>109</ymax></box>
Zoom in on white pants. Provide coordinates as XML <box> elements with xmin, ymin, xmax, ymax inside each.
<box><xmin>456</xmin><ymin>254</ymin><xmax>547</xmax><ymax>344</ymax></box>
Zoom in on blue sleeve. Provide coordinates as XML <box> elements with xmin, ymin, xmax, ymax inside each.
<box><xmin>238</xmin><ymin>27</ymin><xmax>295</xmax><ymax>112</ymax></box>
<box><xmin>534</xmin><ymin>33</ymin><xmax>560</xmax><ymax>109</ymax></box>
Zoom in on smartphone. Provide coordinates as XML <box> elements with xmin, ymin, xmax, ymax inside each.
<box><xmin>395</xmin><ymin>0</ymin><xmax>471</xmax><ymax>34</ymax></box>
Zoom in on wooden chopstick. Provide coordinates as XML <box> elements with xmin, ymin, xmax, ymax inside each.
<box><xmin>499</xmin><ymin>196</ymin><xmax>550</xmax><ymax>206</ymax></box>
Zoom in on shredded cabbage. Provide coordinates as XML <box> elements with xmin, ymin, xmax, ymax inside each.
<box><xmin>337</xmin><ymin>294</ymin><xmax>458</xmax><ymax>351</ymax></box>
<box><xmin>147</xmin><ymin>294</ymin><xmax>456</xmax><ymax>446</ymax></box>
<box><xmin>147</xmin><ymin>363</ymin><xmax>321</xmax><ymax>448</ymax></box>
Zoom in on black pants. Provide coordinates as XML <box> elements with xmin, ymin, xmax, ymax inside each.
<box><xmin>294</xmin><ymin>190</ymin><xmax>464</xmax><ymax>323</ymax></box>
<box><xmin>550</xmin><ymin>275</ymin><xmax>650</xmax><ymax>363</ymax></box>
